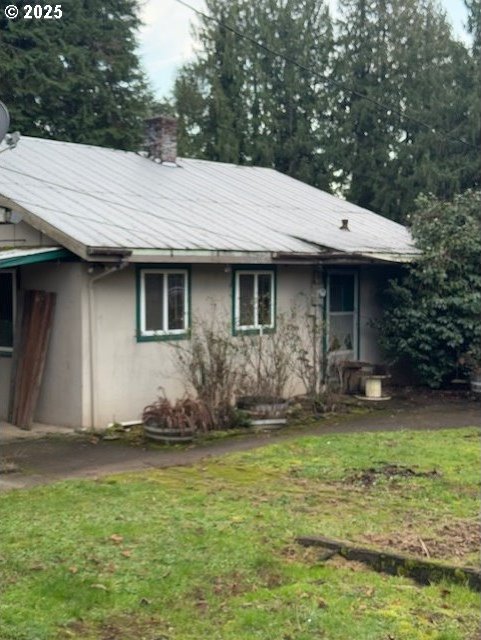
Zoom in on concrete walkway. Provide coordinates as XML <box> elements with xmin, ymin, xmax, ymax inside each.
<box><xmin>1</xmin><ymin>396</ymin><xmax>479</xmax><ymax>491</ymax></box>
<box><xmin>0</xmin><ymin>420</ymin><xmax>77</xmax><ymax>443</ymax></box>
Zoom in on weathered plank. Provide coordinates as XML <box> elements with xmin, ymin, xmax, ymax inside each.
<box><xmin>296</xmin><ymin>535</ymin><xmax>481</xmax><ymax>591</ymax></box>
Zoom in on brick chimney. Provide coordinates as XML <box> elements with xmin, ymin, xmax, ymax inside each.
<box><xmin>145</xmin><ymin>115</ymin><xmax>177</xmax><ymax>165</ymax></box>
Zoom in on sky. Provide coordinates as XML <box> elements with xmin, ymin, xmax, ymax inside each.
<box><xmin>137</xmin><ymin>0</ymin><xmax>470</xmax><ymax>99</ymax></box>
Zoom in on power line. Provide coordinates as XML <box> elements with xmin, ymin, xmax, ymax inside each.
<box><xmin>173</xmin><ymin>0</ymin><xmax>478</xmax><ymax>150</ymax></box>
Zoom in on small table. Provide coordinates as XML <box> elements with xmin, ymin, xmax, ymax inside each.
<box><xmin>356</xmin><ymin>375</ymin><xmax>391</xmax><ymax>401</ymax></box>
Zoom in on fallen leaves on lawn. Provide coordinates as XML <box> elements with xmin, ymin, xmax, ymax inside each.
<box><xmin>108</xmin><ymin>534</ymin><xmax>123</xmax><ymax>544</ymax></box>
<box><xmin>361</xmin><ymin>519</ymin><xmax>481</xmax><ymax>563</ymax></box>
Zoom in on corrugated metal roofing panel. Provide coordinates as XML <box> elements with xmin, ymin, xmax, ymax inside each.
<box><xmin>0</xmin><ymin>136</ymin><xmax>416</xmax><ymax>257</ymax></box>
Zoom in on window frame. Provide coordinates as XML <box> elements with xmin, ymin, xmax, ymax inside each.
<box><xmin>326</xmin><ymin>269</ymin><xmax>359</xmax><ymax>358</ymax></box>
<box><xmin>233</xmin><ymin>267</ymin><xmax>276</xmax><ymax>335</ymax></box>
<box><xmin>0</xmin><ymin>269</ymin><xmax>16</xmax><ymax>356</ymax></box>
<box><xmin>136</xmin><ymin>266</ymin><xmax>190</xmax><ymax>341</ymax></box>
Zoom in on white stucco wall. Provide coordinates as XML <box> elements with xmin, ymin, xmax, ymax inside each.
<box><xmin>1</xmin><ymin>259</ymin><xmax>393</xmax><ymax>430</ymax></box>
<box><xmin>0</xmin><ymin>220</ymin><xmax>58</xmax><ymax>247</ymax></box>
<box><xmin>19</xmin><ymin>262</ymin><xmax>85</xmax><ymax>427</ymax></box>
<box><xmin>90</xmin><ymin>264</ymin><xmax>315</xmax><ymax>428</ymax></box>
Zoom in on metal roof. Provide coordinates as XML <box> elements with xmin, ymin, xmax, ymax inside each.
<box><xmin>0</xmin><ymin>136</ymin><xmax>416</xmax><ymax>261</ymax></box>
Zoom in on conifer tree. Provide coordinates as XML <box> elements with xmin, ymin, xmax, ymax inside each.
<box><xmin>175</xmin><ymin>0</ymin><xmax>479</xmax><ymax>219</ymax></box>
<box><xmin>334</xmin><ymin>0</ymin><xmax>479</xmax><ymax>220</ymax></box>
<box><xmin>175</xmin><ymin>0</ymin><xmax>333</xmax><ymax>190</ymax></box>
<box><xmin>0</xmin><ymin>0</ymin><xmax>151</xmax><ymax>150</ymax></box>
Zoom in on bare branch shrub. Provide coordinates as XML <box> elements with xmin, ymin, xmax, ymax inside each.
<box><xmin>237</xmin><ymin>313</ymin><xmax>301</xmax><ymax>399</ymax></box>
<box><xmin>168</xmin><ymin>298</ymin><xmax>327</xmax><ymax>424</ymax></box>
<box><xmin>142</xmin><ymin>395</ymin><xmax>214</xmax><ymax>433</ymax></box>
<box><xmin>170</xmin><ymin>313</ymin><xmax>246</xmax><ymax>425</ymax></box>
<box><xmin>290</xmin><ymin>296</ymin><xmax>324</xmax><ymax>398</ymax></box>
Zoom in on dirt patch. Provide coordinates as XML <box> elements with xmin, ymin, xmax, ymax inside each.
<box><xmin>346</xmin><ymin>464</ymin><xmax>441</xmax><ymax>487</ymax></box>
<box><xmin>361</xmin><ymin>519</ymin><xmax>481</xmax><ymax>564</ymax></box>
<box><xmin>59</xmin><ymin>615</ymin><xmax>170</xmax><ymax>640</ymax></box>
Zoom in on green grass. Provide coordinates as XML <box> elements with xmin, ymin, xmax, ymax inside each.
<box><xmin>0</xmin><ymin>427</ymin><xmax>479</xmax><ymax>640</ymax></box>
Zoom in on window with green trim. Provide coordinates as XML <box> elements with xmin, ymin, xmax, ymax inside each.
<box><xmin>139</xmin><ymin>269</ymin><xmax>189</xmax><ymax>337</ymax></box>
<box><xmin>234</xmin><ymin>270</ymin><xmax>275</xmax><ymax>331</ymax></box>
<box><xmin>0</xmin><ymin>270</ymin><xmax>15</xmax><ymax>352</ymax></box>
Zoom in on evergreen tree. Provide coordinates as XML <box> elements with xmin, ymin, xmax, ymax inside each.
<box><xmin>174</xmin><ymin>0</ymin><xmax>478</xmax><ymax>218</ymax></box>
<box><xmin>174</xmin><ymin>0</ymin><xmax>333</xmax><ymax>189</ymax></box>
<box><xmin>334</xmin><ymin>0</ymin><xmax>479</xmax><ymax>221</ymax></box>
<box><xmin>0</xmin><ymin>0</ymin><xmax>151</xmax><ymax>150</ymax></box>
<box><xmin>465</xmin><ymin>0</ymin><xmax>481</xmax><ymax>56</ymax></box>
<box><xmin>393</xmin><ymin>2</ymin><xmax>480</xmax><ymax>214</ymax></box>
<box><xmin>333</xmin><ymin>0</ymin><xmax>399</xmax><ymax>213</ymax></box>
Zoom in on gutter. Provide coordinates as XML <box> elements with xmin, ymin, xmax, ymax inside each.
<box><xmin>86</xmin><ymin>247</ymin><xmax>133</xmax><ymax>259</ymax></box>
<box><xmin>83</xmin><ymin>248</ymin><xmax>416</xmax><ymax>266</ymax></box>
<box><xmin>273</xmin><ymin>251</ymin><xmax>417</xmax><ymax>265</ymax></box>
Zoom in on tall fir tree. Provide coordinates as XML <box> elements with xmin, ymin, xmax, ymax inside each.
<box><xmin>176</xmin><ymin>0</ymin><xmax>478</xmax><ymax>219</ymax></box>
<box><xmin>333</xmin><ymin>0</ymin><xmax>398</xmax><ymax>213</ymax></box>
<box><xmin>465</xmin><ymin>0</ymin><xmax>481</xmax><ymax>56</ymax></box>
<box><xmin>174</xmin><ymin>0</ymin><xmax>333</xmax><ymax>190</ymax></box>
<box><xmin>392</xmin><ymin>1</ymin><xmax>480</xmax><ymax>213</ymax></box>
<box><xmin>0</xmin><ymin>0</ymin><xmax>151</xmax><ymax>150</ymax></box>
<box><xmin>334</xmin><ymin>0</ymin><xmax>479</xmax><ymax>220</ymax></box>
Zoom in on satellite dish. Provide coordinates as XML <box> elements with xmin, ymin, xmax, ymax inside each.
<box><xmin>0</xmin><ymin>102</ymin><xmax>11</xmax><ymax>143</ymax></box>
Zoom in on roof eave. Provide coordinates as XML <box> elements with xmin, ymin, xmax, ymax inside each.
<box><xmin>0</xmin><ymin>195</ymin><xmax>88</xmax><ymax>260</ymax></box>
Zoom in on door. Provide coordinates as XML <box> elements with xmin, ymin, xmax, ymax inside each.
<box><xmin>327</xmin><ymin>271</ymin><xmax>358</xmax><ymax>361</ymax></box>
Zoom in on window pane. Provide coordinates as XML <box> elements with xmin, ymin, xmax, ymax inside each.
<box><xmin>239</xmin><ymin>274</ymin><xmax>254</xmax><ymax>326</ymax></box>
<box><xmin>0</xmin><ymin>272</ymin><xmax>13</xmax><ymax>348</ymax></box>
<box><xmin>329</xmin><ymin>314</ymin><xmax>354</xmax><ymax>352</ymax></box>
<box><xmin>257</xmin><ymin>273</ymin><xmax>272</xmax><ymax>326</ymax></box>
<box><xmin>329</xmin><ymin>274</ymin><xmax>354</xmax><ymax>312</ymax></box>
<box><xmin>168</xmin><ymin>273</ymin><xmax>185</xmax><ymax>331</ymax></box>
<box><xmin>144</xmin><ymin>273</ymin><xmax>164</xmax><ymax>331</ymax></box>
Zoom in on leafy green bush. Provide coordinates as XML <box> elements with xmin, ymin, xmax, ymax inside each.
<box><xmin>378</xmin><ymin>190</ymin><xmax>481</xmax><ymax>387</ymax></box>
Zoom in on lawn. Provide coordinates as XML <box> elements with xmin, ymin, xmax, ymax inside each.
<box><xmin>0</xmin><ymin>427</ymin><xmax>479</xmax><ymax>640</ymax></box>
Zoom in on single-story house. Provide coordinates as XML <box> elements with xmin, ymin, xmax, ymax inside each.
<box><xmin>0</xmin><ymin>117</ymin><xmax>416</xmax><ymax>430</ymax></box>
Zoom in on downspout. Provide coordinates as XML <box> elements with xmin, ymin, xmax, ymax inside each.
<box><xmin>87</xmin><ymin>262</ymin><xmax>128</xmax><ymax>429</ymax></box>
<box><xmin>314</xmin><ymin>264</ymin><xmax>328</xmax><ymax>390</ymax></box>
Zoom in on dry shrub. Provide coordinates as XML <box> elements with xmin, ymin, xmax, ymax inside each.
<box><xmin>237</xmin><ymin>313</ymin><xmax>301</xmax><ymax>399</ymax></box>
<box><xmin>168</xmin><ymin>303</ymin><xmax>328</xmax><ymax>424</ymax></box>
<box><xmin>170</xmin><ymin>315</ymin><xmax>247</xmax><ymax>426</ymax></box>
<box><xmin>142</xmin><ymin>396</ymin><xmax>214</xmax><ymax>433</ymax></box>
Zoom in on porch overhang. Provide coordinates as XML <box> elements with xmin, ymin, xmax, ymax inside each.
<box><xmin>0</xmin><ymin>247</ymin><xmax>74</xmax><ymax>268</ymax></box>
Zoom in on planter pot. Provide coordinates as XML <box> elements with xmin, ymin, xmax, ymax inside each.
<box><xmin>237</xmin><ymin>396</ymin><xmax>288</xmax><ymax>413</ymax></box>
<box><xmin>143</xmin><ymin>423</ymin><xmax>196</xmax><ymax>443</ymax></box>
<box><xmin>237</xmin><ymin>396</ymin><xmax>289</xmax><ymax>431</ymax></box>
<box><xmin>250</xmin><ymin>417</ymin><xmax>287</xmax><ymax>431</ymax></box>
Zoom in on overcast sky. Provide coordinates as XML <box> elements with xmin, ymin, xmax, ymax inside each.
<box><xmin>138</xmin><ymin>0</ymin><xmax>470</xmax><ymax>99</ymax></box>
